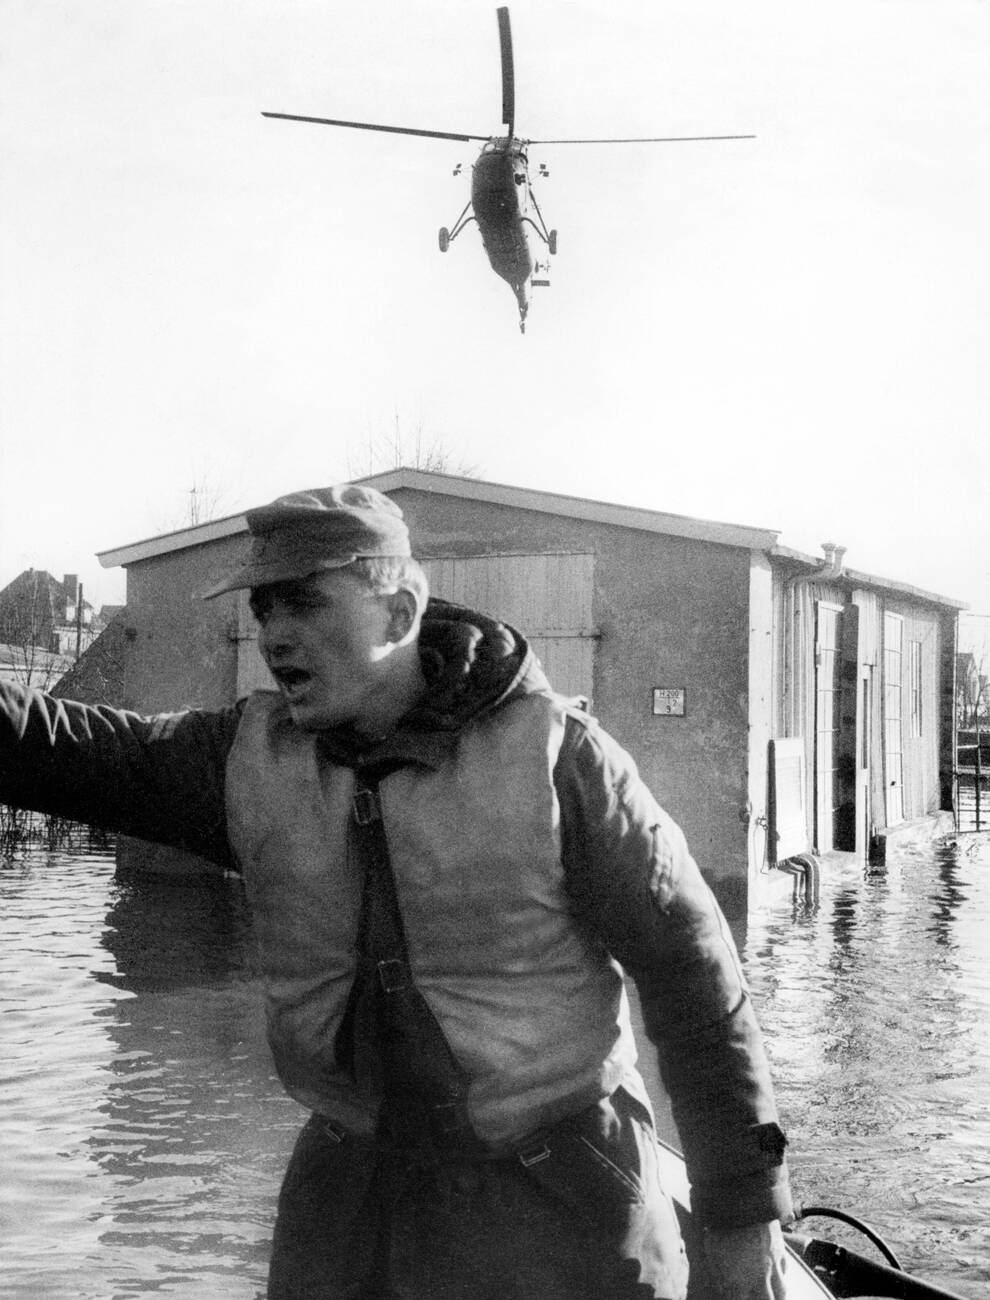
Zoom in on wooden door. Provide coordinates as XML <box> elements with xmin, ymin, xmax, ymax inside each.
<box><xmin>857</xmin><ymin>666</ymin><xmax>873</xmax><ymax>858</ymax></box>
<box><xmin>815</xmin><ymin>602</ymin><xmax>844</xmax><ymax>852</ymax></box>
<box><xmin>884</xmin><ymin>612</ymin><xmax>905</xmax><ymax>826</ymax></box>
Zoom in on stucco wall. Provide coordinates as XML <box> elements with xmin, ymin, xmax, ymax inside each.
<box><xmin>122</xmin><ymin>535</ymin><xmax>246</xmax><ymax>713</ymax></box>
<box><xmin>389</xmin><ymin>488</ymin><xmax>754</xmax><ymax>908</ymax></box>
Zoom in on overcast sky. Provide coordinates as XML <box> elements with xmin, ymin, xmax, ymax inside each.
<box><xmin>1</xmin><ymin>0</ymin><xmax>987</xmax><ymax>646</ymax></box>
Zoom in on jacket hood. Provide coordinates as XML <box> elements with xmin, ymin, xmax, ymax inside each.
<box><xmin>311</xmin><ymin>598</ymin><xmax>552</xmax><ymax>768</ymax></box>
<box><xmin>404</xmin><ymin>597</ymin><xmax>550</xmax><ymax>732</ymax></box>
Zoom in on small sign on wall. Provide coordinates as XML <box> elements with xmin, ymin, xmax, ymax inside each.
<box><xmin>652</xmin><ymin>688</ymin><xmax>686</xmax><ymax>717</ymax></box>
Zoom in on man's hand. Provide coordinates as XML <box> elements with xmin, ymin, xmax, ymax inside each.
<box><xmin>702</xmin><ymin>1219</ymin><xmax>788</xmax><ymax>1299</ymax></box>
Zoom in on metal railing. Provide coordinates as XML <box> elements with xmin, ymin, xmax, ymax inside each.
<box><xmin>956</xmin><ymin>729</ymin><xmax>985</xmax><ymax>831</ymax></box>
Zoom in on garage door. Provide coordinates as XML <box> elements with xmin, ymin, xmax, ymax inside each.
<box><xmin>235</xmin><ymin>552</ymin><xmax>598</xmax><ymax>703</ymax></box>
<box><xmin>422</xmin><ymin>553</ymin><xmax>597</xmax><ymax>702</ymax></box>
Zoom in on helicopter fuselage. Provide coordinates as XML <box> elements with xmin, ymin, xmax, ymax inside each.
<box><xmin>471</xmin><ymin>139</ymin><xmax>534</xmax><ymax>318</ymax></box>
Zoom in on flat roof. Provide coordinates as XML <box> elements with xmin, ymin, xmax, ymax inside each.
<box><xmin>97</xmin><ymin>467</ymin><xmax>778</xmax><ymax>568</ymax></box>
<box><xmin>95</xmin><ymin>469</ymin><xmax>965</xmax><ymax>612</ymax></box>
<box><xmin>98</xmin><ymin>511</ymin><xmax>248</xmax><ymax>568</ymax></box>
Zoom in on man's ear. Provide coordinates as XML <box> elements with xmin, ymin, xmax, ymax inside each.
<box><xmin>385</xmin><ymin>588</ymin><xmax>419</xmax><ymax>643</ymax></box>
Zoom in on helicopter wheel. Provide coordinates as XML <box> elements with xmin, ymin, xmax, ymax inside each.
<box><xmin>548</xmin><ymin>229</ymin><xmax>557</xmax><ymax>256</ymax></box>
<box><xmin>438</xmin><ymin>227</ymin><xmax>450</xmax><ymax>253</ymax></box>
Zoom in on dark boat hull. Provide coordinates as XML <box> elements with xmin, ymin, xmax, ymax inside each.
<box><xmin>655</xmin><ymin>1139</ymin><xmax>966</xmax><ymax>1299</ymax></box>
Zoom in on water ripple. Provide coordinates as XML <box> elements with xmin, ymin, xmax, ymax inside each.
<box><xmin>744</xmin><ymin>843</ymin><xmax>990</xmax><ymax>1297</ymax></box>
<box><xmin>3</xmin><ymin>835</ymin><xmax>989</xmax><ymax>1296</ymax></box>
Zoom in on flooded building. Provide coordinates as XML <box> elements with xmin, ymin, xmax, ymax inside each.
<box><xmin>96</xmin><ymin>469</ymin><xmax>964</xmax><ymax>912</ymax></box>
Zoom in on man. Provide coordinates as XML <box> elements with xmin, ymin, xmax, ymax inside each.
<box><xmin>0</xmin><ymin>484</ymin><xmax>791</xmax><ymax>1299</ymax></box>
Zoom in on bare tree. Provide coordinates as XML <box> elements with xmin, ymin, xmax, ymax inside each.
<box><xmin>0</xmin><ymin>571</ymin><xmax>73</xmax><ymax>690</ymax></box>
<box><xmin>150</xmin><ymin>458</ymin><xmax>240</xmax><ymax>534</ymax></box>
<box><xmin>347</xmin><ymin>413</ymin><xmax>480</xmax><ymax>480</ymax></box>
<box><xmin>187</xmin><ymin>474</ymin><xmax>227</xmax><ymax>526</ymax></box>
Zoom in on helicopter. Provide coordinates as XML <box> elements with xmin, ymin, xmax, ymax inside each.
<box><xmin>263</xmin><ymin>8</ymin><xmax>753</xmax><ymax>333</ymax></box>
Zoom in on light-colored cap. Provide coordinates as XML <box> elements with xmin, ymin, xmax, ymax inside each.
<box><xmin>204</xmin><ymin>484</ymin><xmax>410</xmax><ymax>598</ymax></box>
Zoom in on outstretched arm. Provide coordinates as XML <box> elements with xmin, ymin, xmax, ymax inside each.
<box><xmin>0</xmin><ymin>682</ymin><xmax>241</xmax><ymax>866</ymax></box>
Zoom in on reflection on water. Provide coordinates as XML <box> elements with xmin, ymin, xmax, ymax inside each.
<box><xmin>1</xmin><ymin>842</ymin><xmax>299</xmax><ymax>1300</ymax></box>
<box><xmin>2</xmin><ymin>833</ymin><xmax>989</xmax><ymax>1298</ymax></box>
<box><xmin>744</xmin><ymin>841</ymin><xmax>990</xmax><ymax>1299</ymax></box>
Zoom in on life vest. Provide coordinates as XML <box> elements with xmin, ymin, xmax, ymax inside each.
<box><xmin>225</xmin><ymin>690</ymin><xmax>639</xmax><ymax>1144</ymax></box>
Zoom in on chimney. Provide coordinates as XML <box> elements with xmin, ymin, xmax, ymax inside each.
<box><xmin>62</xmin><ymin>573</ymin><xmax>79</xmax><ymax>621</ymax></box>
<box><xmin>819</xmin><ymin>544</ymin><xmax>847</xmax><ymax>580</ymax></box>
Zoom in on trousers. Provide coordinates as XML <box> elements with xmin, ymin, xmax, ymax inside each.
<box><xmin>267</xmin><ymin>1087</ymin><xmax>689</xmax><ymax>1300</ymax></box>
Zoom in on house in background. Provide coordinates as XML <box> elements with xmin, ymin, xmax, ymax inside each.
<box><xmin>0</xmin><ymin>569</ymin><xmax>98</xmax><ymax>662</ymax></box>
<box><xmin>96</xmin><ymin>469</ymin><xmax>964</xmax><ymax>912</ymax></box>
<box><xmin>0</xmin><ymin>569</ymin><xmax>102</xmax><ymax>688</ymax></box>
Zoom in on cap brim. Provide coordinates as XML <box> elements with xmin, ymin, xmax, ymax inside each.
<box><xmin>202</xmin><ymin>553</ymin><xmax>357</xmax><ymax>599</ymax></box>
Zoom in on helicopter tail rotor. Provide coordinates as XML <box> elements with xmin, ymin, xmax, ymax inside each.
<box><xmin>497</xmin><ymin>7</ymin><xmax>515</xmax><ymax>139</ymax></box>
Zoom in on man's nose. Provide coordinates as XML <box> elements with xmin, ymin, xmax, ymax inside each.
<box><xmin>258</xmin><ymin>611</ymin><xmax>297</xmax><ymax>657</ymax></box>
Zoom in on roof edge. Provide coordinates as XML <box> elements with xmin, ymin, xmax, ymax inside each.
<box><xmin>770</xmin><ymin>544</ymin><xmax>967</xmax><ymax>611</ymax></box>
<box><xmin>96</xmin><ymin>468</ymin><xmax>779</xmax><ymax>568</ymax></box>
<box><xmin>359</xmin><ymin>468</ymin><xmax>779</xmax><ymax>551</ymax></box>
<box><xmin>98</xmin><ymin>512</ymin><xmax>248</xmax><ymax>568</ymax></box>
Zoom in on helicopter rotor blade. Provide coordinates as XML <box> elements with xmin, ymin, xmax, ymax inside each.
<box><xmin>497</xmin><ymin>7</ymin><xmax>515</xmax><ymax>138</ymax></box>
<box><xmin>526</xmin><ymin>133</ymin><xmax>756</xmax><ymax>144</ymax></box>
<box><xmin>261</xmin><ymin>111</ymin><xmax>490</xmax><ymax>144</ymax></box>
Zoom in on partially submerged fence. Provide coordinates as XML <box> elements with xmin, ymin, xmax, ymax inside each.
<box><xmin>956</xmin><ymin>728</ymin><xmax>988</xmax><ymax>831</ymax></box>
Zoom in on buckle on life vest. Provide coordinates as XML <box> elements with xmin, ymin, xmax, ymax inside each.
<box><xmin>517</xmin><ymin>1138</ymin><xmax>552</xmax><ymax>1167</ymax></box>
<box><xmin>378</xmin><ymin>958</ymin><xmax>410</xmax><ymax>992</ymax></box>
<box><xmin>352</xmin><ymin>787</ymin><xmax>381</xmax><ymax>825</ymax></box>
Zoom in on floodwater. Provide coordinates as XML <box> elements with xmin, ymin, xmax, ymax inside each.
<box><xmin>744</xmin><ymin>839</ymin><xmax>990</xmax><ymax>1298</ymax></box>
<box><xmin>1</xmin><ymin>827</ymin><xmax>988</xmax><ymax>1299</ymax></box>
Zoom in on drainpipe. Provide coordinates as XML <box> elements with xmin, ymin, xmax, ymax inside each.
<box><xmin>775</xmin><ymin>543</ymin><xmax>847</xmax><ymax>866</ymax></box>
<box><xmin>781</xmin><ymin>542</ymin><xmax>847</xmax><ymax>736</ymax></box>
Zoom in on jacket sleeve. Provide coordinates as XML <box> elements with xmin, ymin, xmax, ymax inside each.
<box><xmin>0</xmin><ymin>681</ymin><xmax>241</xmax><ymax>867</ymax></box>
<box><xmin>554</xmin><ymin>709</ymin><xmax>793</xmax><ymax>1229</ymax></box>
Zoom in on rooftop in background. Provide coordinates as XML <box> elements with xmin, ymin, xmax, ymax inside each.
<box><xmin>96</xmin><ymin>467</ymin><xmax>780</xmax><ymax>567</ymax></box>
<box><xmin>97</xmin><ymin>467</ymin><xmax>966</xmax><ymax>611</ymax></box>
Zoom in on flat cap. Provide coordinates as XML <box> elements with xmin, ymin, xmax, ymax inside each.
<box><xmin>204</xmin><ymin>483</ymin><xmax>410</xmax><ymax>597</ymax></box>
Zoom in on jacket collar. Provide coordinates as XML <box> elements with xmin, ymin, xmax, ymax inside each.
<box><xmin>314</xmin><ymin>598</ymin><xmax>549</xmax><ymax>770</ymax></box>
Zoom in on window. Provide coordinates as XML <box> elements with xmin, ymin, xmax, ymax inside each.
<box><xmin>909</xmin><ymin>639</ymin><xmax>923</xmax><ymax>737</ymax></box>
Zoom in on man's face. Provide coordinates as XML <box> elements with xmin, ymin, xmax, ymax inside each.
<box><xmin>251</xmin><ymin>569</ymin><xmax>398</xmax><ymax>732</ymax></box>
